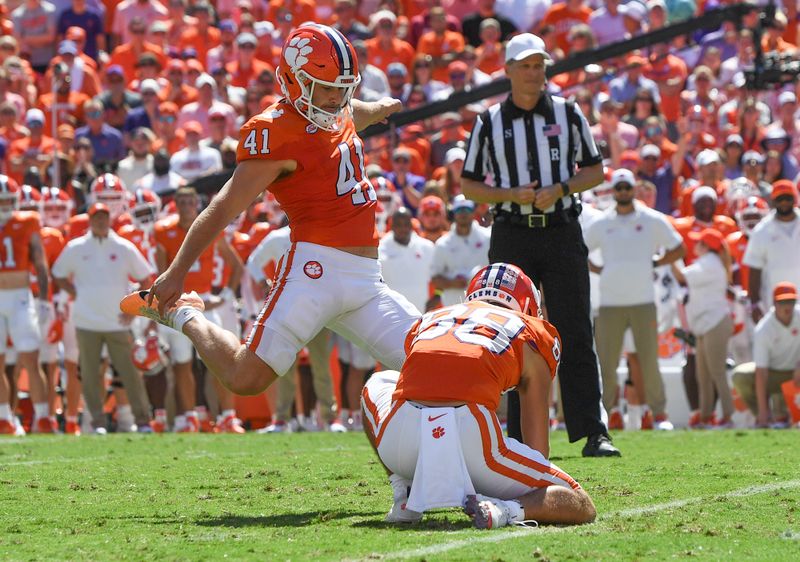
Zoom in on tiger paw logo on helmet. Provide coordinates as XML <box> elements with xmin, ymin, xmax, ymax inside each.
<box><xmin>276</xmin><ymin>24</ymin><xmax>361</xmax><ymax>132</ymax></box>
<box><xmin>284</xmin><ymin>36</ymin><xmax>313</xmax><ymax>70</ymax></box>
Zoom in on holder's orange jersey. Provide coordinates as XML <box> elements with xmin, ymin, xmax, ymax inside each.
<box><xmin>212</xmin><ymin>231</ymin><xmax>251</xmax><ymax>289</ymax></box>
<box><xmin>236</xmin><ymin>101</ymin><xmax>379</xmax><ymax>248</ymax></box>
<box><xmin>30</xmin><ymin>226</ymin><xmax>65</xmax><ymax>299</ymax></box>
<box><xmin>67</xmin><ymin>213</ymin><xmax>132</xmax><ymax>240</ymax></box>
<box><xmin>0</xmin><ymin>211</ymin><xmax>40</xmax><ymax>273</ymax></box>
<box><xmin>154</xmin><ymin>215</ymin><xmax>221</xmax><ymax>294</ymax></box>
<box><xmin>393</xmin><ymin>301</ymin><xmax>562</xmax><ymax>410</ymax></box>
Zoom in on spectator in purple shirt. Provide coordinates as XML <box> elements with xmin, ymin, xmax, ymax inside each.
<box><xmin>75</xmin><ymin>99</ymin><xmax>126</xmax><ymax>170</ymax></box>
<box><xmin>386</xmin><ymin>147</ymin><xmax>426</xmax><ymax>214</ymax></box>
<box><xmin>57</xmin><ymin>0</ymin><xmax>105</xmax><ymax>60</ymax></box>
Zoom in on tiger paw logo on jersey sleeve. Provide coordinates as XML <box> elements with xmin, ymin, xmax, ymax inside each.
<box><xmin>303</xmin><ymin>261</ymin><xmax>323</xmax><ymax>279</ymax></box>
<box><xmin>284</xmin><ymin>37</ymin><xmax>313</xmax><ymax>70</ymax></box>
<box><xmin>432</xmin><ymin>426</ymin><xmax>445</xmax><ymax>439</ymax></box>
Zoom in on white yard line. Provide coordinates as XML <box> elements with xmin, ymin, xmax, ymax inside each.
<box><xmin>377</xmin><ymin>479</ymin><xmax>800</xmax><ymax>560</ymax></box>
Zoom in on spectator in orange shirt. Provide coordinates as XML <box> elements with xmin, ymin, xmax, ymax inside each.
<box><xmin>166</xmin><ymin>0</ymin><xmax>196</xmax><ymax>47</ymax></box>
<box><xmin>265</xmin><ymin>0</ymin><xmax>315</xmax><ymax>26</ymax></box>
<box><xmin>416</xmin><ymin>6</ymin><xmax>465</xmax><ymax>82</ymax></box>
<box><xmin>366</xmin><ymin>10</ymin><xmax>416</xmax><ymax>74</ymax></box>
<box><xmin>643</xmin><ymin>41</ymin><xmax>688</xmax><ymax>134</ymax></box>
<box><xmin>179</xmin><ymin>3</ymin><xmax>221</xmax><ymax>68</ymax></box>
<box><xmin>254</xmin><ymin>21</ymin><xmax>281</xmax><ymax>69</ymax></box>
<box><xmin>37</xmin><ymin>72</ymin><xmax>90</xmax><ymax>131</ymax></box>
<box><xmin>62</xmin><ymin>27</ymin><xmax>99</xmax><ymax>70</ymax></box>
<box><xmin>7</xmin><ymin>109</ymin><xmax>56</xmax><ymax>184</ymax></box>
<box><xmin>153</xmin><ymin>101</ymin><xmax>186</xmax><ymax>155</ymax></box>
<box><xmin>162</xmin><ymin>59</ymin><xmax>199</xmax><ymax>108</ymax></box>
<box><xmin>475</xmin><ymin>18</ymin><xmax>503</xmax><ymax>76</ymax></box>
<box><xmin>226</xmin><ymin>32</ymin><xmax>273</xmax><ymax>89</ymax></box>
<box><xmin>129</xmin><ymin>52</ymin><xmax>169</xmax><ymax>93</ymax></box>
<box><xmin>407</xmin><ymin>0</ymin><xmax>462</xmax><ymax>48</ymax></box>
<box><xmin>762</xmin><ymin>10</ymin><xmax>796</xmax><ymax>54</ymax></box>
<box><xmin>46</xmin><ymin>41</ymin><xmax>101</xmax><ymax>98</ymax></box>
<box><xmin>110</xmin><ymin>17</ymin><xmax>168</xmax><ymax>83</ymax></box>
<box><xmin>0</xmin><ymin>68</ymin><xmax>25</xmax><ymax>119</ymax></box>
<box><xmin>0</xmin><ymin>102</ymin><xmax>27</xmax><ymax>143</ymax></box>
<box><xmin>538</xmin><ymin>0</ymin><xmax>592</xmax><ymax>55</ymax></box>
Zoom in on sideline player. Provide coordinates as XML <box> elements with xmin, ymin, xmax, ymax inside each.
<box><xmin>122</xmin><ymin>25</ymin><xmax>419</xmax><ymax>403</ymax></box>
<box><xmin>154</xmin><ymin>186</ymin><xmax>244</xmax><ymax>432</ymax></box>
<box><xmin>0</xmin><ymin>176</ymin><xmax>55</xmax><ymax>434</ymax></box>
<box><xmin>362</xmin><ymin>264</ymin><xmax>596</xmax><ymax>528</ymax></box>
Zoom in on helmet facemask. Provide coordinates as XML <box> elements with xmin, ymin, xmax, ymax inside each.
<box><xmin>279</xmin><ymin>65</ymin><xmax>360</xmax><ymax>132</ymax></box>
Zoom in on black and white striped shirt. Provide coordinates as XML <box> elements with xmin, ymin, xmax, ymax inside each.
<box><xmin>462</xmin><ymin>93</ymin><xmax>602</xmax><ymax>215</ymax></box>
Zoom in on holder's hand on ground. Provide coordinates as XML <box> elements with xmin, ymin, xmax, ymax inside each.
<box><xmin>148</xmin><ymin>269</ymin><xmax>186</xmax><ymax>315</ymax></box>
<box><xmin>510</xmin><ymin>183</ymin><xmax>537</xmax><ymax>205</ymax></box>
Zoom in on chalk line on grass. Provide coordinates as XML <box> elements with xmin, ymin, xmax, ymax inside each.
<box><xmin>376</xmin><ymin>479</ymin><xmax>800</xmax><ymax>560</ymax></box>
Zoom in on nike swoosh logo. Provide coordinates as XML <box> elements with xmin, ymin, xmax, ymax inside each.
<box><xmin>427</xmin><ymin>413</ymin><xmax>447</xmax><ymax>422</ymax></box>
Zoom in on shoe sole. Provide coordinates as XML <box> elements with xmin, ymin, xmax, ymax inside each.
<box><xmin>120</xmin><ymin>290</ymin><xmax>167</xmax><ymax>324</ymax></box>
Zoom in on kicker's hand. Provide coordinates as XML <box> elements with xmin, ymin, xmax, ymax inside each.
<box><xmin>148</xmin><ymin>268</ymin><xmax>186</xmax><ymax>316</ymax></box>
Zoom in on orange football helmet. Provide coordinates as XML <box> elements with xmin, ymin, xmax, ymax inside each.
<box><xmin>40</xmin><ymin>187</ymin><xmax>73</xmax><ymax>229</ymax></box>
<box><xmin>0</xmin><ymin>174</ymin><xmax>20</xmax><ymax>223</ymax></box>
<box><xmin>276</xmin><ymin>24</ymin><xmax>361</xmax><ymax>131</ymax></box>
<box><xmin>466</xmin><ymin>263</ymin><xmax>542</xmax><ymax>318</ymax></box>
<box><xmin>19</xmin><ymin>184</ymin><xmax>42</xmax><ymax>212</ymax></box>
<box><xmin>88</xmin><ymin>173</ymin><xmax>128</xmax><ymax>220</ymax></box>
<box><xmin>131</xmin><ymin>188</ymin><xmax>161</xmax><ymax>232</ymax></box>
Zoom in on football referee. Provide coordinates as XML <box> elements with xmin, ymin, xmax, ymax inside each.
<box><xmin>462</xmin><ymin>34</ymin><xmax>620</xmax><ymax>457</ymax></box>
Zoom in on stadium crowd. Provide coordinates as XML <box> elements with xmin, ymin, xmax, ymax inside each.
<box><xmin>0</xmin><ymin>0</ymin><xmax>799</xmax><ymax>435</ymax></box>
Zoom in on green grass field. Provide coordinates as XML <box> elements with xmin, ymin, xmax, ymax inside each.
<box><xmin>1</xmin><ymin>430</ymin><xmax>798</xmax><ymax>561</ymax></box>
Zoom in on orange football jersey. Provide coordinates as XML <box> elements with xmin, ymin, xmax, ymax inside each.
<box><xmin>154</xmin><ymin>215</ymin><xmax>220</xmax><ymax>294</ymax></box>
<box><xmin>30</xmin><ymin>226</ymin><xmax>65</xmax><ymax>299</ymax></box>
<box><xmin>236</xmin><ymin>101</ymin><xmax>379</xmax><ymax>248</ymax></box>
<box><xmin>727</xmin><ymin>230</ymin><xmax>751</xmax><ymax>293</ymax></box>
<box><xmin>117</xmin><ymin>224</ymin><xmax>157</xmax><ymax>269</ymax></box>
<box><xmin>67</xmin><ymin>213</ymin><xmax>132</xmax><ymax>240</ymax></box>
<box><xmin>393</xmin><ymin>301</ymin><xmax>561</xmax><ymax>410</ymax></box>
<box><xmin>672</xmin><ymin>215</ymin><xmax>738</xmax><ymax>264</ymax></box>
<box><xmin>0</xmin><ymin>211</ymin><xmax>41</xmax><ymax>273</ymax></box>
<box><xmin>212</xmin><ymin>231</ymin><xmax>250</xmax><ymax>289</ymax></box>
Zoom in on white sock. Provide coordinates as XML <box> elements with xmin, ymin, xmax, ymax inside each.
<box><xmin>33</xmin><ymin>402</ymin><xmax>49</xmax><ymax>419</ymax></box>
<box><xmin>196</xmin><ymin>405</ymin><xmax>209</xmax><ymax>420</ymax></box>
<box><xmin>172</xmin><ymin>306</ymin><xmax>204</xmax><ymax>333</ymax></box>
<box><xmin>174</xmin><ymin>414</ymin><xmax>186</xmax><ymax>429</ymax></box>
<box><xmin>221</xmin><ymin>409</ymin><xmax>236</xmax><ymax>419</ymax></box>
<box><xmin>389</xmin><ymin>473</ymin><xmax>411</xmax><ymax>501</ymax></box>
<box><xmin>185</xmin><ymin>410</ymin><xmax>198</xmax><ymax>419</ymax></box>
<box><xmin>0</xmin><ymin>403</ymin><xmax>11</xmax><ymax>421</ymax></box>
<box><xmin>154</xmin><ymin>408</ymin><xmax>167</xmax><ymax>421</ymax></box>
<box><xmin>504</xmin><ymin>499</ymin><xmax>525</xmax><ymax>523</ymax></box>
<box><xmin>117</xmin><ymin>405</ymin><xmax>132</xmax><ymax>417</ymax></box>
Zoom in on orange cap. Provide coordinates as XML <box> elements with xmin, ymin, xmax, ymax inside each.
<box><xmin>771</xmin><ymin>179</ymin><xmax>798</xmax><ymax>202</ymax></box>
<box><xmin>689</xmin><ymin>228</ymin><xmax>725</xmax><ymax>252</ymax></box>
<box><xmin>88</xmin><ymin>202</ymin><xmax>110</xmax><ymax>216</ymax></box>
<box><xmin>773</xmin><ymin>281</ymin><xmax>798</xmax><ymax>302</ymax></box>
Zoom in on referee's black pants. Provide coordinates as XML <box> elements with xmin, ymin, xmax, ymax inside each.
<box><xmin>490</xmin><ymin>219</ymin><xmax>606</xmax><ymax>443</ymax></box>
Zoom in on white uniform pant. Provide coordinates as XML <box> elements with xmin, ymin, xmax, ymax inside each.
<box><xmin>246</xmin><ymin>243</ymin><xmax>419</xmax><ymax>376</ymax></box>
<box><xmin>362</xmin><ymin>371</ymin><xmax>580</xmax><ymax>500</ymax></box>
<box><xmin>0</xmin><ymin>288</ymin><xmax>40</xmax><ymax>354</ymax></box>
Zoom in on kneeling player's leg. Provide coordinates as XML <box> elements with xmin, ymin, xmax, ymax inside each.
<box><xmin>461</xmin><ymin>404</ymin><xmax>595</xmax><ymax>525</ymax></box>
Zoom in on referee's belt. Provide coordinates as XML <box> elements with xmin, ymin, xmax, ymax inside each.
<box><xmin>494</xmin><ymin>206</ymin><xmax>579</xmax><ymax>228</ymax></box>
